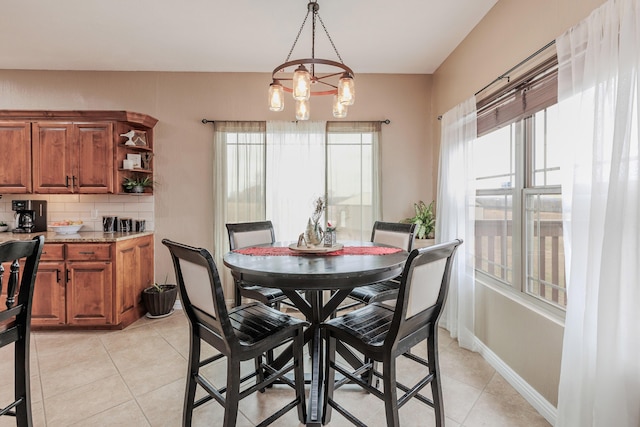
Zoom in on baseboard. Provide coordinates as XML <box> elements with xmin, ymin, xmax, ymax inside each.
<box><xmin>474</xmin><ymin>337</ymin><xmax>557</xmax><ymax>425</ymax></box>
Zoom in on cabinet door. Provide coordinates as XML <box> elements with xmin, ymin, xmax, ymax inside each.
<box><xmin>116</xmin><ymin>242</ymin><xmax>138</xmax><ymax>319</ymax></box>
<box><xmin>32</xmin><ymin>122</ymin><xmax>74</xmax><ymax>194</ymax></box>
<box><xmin>75</xmin><ymin>122</ymin><xmax>114</xmax><ymax>193</ymax></box>
<box><xmin>33</xmin><ymin>121</ymin><xmax>114</xmax><ymax>194</ymax></box>
<box><xmin>114</xmin><ymin>235</ymin><xmax>154</xmax><ymax>326</ymax></box>
<box><xmin>31</xmin><ymin>261</ymin><xmax>66</xmax><ymax>326</ymax></box>
<box><xmin>66</xmin><ymin>261</ymin><xmax>113</xmax><ymax>325</ymax></box>
<box><xmin>0</xmin><ymin>121</ymin><xmax>32</xmax><ymax>193</ymax></box>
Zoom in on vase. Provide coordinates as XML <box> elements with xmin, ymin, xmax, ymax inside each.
<box><xmin>304</xmin><ymin>218</ymin><xmax>324</xmax><ymax>246</ymax></box>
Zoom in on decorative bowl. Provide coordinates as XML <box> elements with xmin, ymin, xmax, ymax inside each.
<box><xmin>0</xmin><ymin>225</ymin><xmax>8</xmax><ymax>232</ymax></box>
<box><xmin>50</xmin><ymin>224</ymin><xmax>83</xmax><ymax>234</ymax></box>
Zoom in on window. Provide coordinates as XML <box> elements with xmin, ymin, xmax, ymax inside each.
<box><xmin>214</xmin><ymin>120</ymin><xmax>381</xmax><ymax>242</ymax></box>
<box><xmin>326</xmin><ymin>122</ymin><xmax>381</xmax><ymax>241</ymax></box>
<box><xmin>474</xmin><ymin>60</ymin><xmax>567</xmax><ymax>310</ymax></box>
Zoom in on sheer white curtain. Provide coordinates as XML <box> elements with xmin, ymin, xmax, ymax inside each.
<box><xmin>436</xmin><ymin>96</ymin><xmax>477</xmax><ymax>350</ymax></box>
<box><xmin>556</xmin><ymin>0</ymin><xmax>640</xmax><ymax>425</ymax></box>
<box><xmin>213</xmin><ymin>121</ymin><xmax>266</xmax><ymax>296</ymax></box>
<box><xmin>266</xmin><ymin>121</ymin><xmax>326</xmax><ymax>240</ymax></box>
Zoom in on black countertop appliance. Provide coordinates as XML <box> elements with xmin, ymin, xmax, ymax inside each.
<box><xmin>12</xmin><ymin>200</ymin><xmax>47</xmax><ymax>233</ymax></box>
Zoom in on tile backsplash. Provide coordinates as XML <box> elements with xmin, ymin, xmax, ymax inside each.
<box><xmin>0</xmin><ymin>194</ymin><xmax>154</xmax><ymax>232</ymax></box>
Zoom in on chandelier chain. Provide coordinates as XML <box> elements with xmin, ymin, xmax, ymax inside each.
<box><xmin>317</xmin><ymin>14</ymin><xmax>344</xmax><ymax>64</ymax></box>
<box><xmin>285</xmin><ymin>9</ymin><xmax>312</xmax><ymax>63</ymax></box>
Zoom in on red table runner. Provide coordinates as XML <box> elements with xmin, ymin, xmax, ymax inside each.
<box><xmin>234</xmin><ymin>246</ymin><xmax>402</xmax><ymax>256</ymax></box>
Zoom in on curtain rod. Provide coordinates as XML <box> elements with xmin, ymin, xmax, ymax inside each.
<box><xmin>474</xmin><ymin>39</ymin><xmax>556</xmax><ymax>96</ymax></box>
<box><xmin>202</xmin><ymin>119</ymin><xmax>391</xmax><ymax>125</ymax></box>
<box><xmin>437</xmin><ymin>39</ymin><xmax>557</xmax><ymax>121</ymax></box>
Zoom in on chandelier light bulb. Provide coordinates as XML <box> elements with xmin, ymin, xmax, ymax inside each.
<box><xmin>338</xmin><ymin>73</ymin><xmax>355</xmax><ymax>106</ymax></box>
<box><xmin>295</xmin><ymin>99</ymin><xmax>310</xmax><ymax>120</ymax></box>
<box><xmin>332</xmin><ymin>95</ymin><xmax>348</xmax><ymax>118</ymax></box>
<box><xmin>293</xmin><ymin>65</ymin><xmax>311</xmax><ymax>101</ymax></box>
<box><xmin>268</xmin><ymin>81</ymin><xmax>285</xmax><ymax>112</ymax></box>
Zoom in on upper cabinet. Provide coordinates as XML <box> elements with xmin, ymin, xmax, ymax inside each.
<box><xmin>0</xmin><ymin>111</ymin><xmax>158</xmax><ymax>195</ymax></box>
<box><xmin>0</xmin><ymin>121</ymin><xmax>32</xmax><ymax>193</ymax></box>
<box><xmin>33</xmin><ymin>121</ymin><xmax>114</xmax><ymax>194</ymax></box>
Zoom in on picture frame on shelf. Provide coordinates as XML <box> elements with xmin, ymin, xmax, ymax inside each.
<box><xmin>127</xmin><ymin>153</ymin><xmax>142</xmax><ymax>169</ymax></box>
<box><xmin>133</xmin><ymin>130</ymin><xmax>147</xmax><ymax>146</ymax></box>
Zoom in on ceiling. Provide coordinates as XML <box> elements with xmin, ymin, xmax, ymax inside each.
<box><xmin>2</xmin><ymin>0</ymin><xmax>497</xmax><ymax>74</ymax></box>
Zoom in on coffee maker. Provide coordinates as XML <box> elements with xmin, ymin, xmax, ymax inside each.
<box><xmin>12</xmin><ymin>200</ymin><xmax>47</xmax><ymax>233</ymax></box>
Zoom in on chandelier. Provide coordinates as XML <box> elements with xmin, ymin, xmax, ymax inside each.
<box><xmin>268</xmin><ymin>1</ymin><xmax>355</xmax><ymax>120</ymax></box>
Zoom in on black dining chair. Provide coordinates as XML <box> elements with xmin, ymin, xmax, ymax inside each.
<box><xmin>0</xmin><ymin>235</ymin><xmax>44</xmax><ymax>427</ymax></box>
<box><xmin>322</xmin><ymin>239</ymin><xmax>463</xmax><ymax>427</ymax></box>
<box><xmin>226</xmin><ymin>221</ymin><xmax>289</xmax><ymax>309</ymax></box>
<box><xmin>162</xmin><ymin>239</ymin><xmax>308</xmax><ymax>427</ymax></box>
<box><xmin>339</xmin><ymin>221</ymin><xmax>416</xmax><ymax>312</ymax></box>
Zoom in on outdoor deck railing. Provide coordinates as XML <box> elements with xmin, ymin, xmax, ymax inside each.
<box><xmin>475</xmin><ymin>219</ymin><xmax>566</xmax><ymax>307</ymax></box>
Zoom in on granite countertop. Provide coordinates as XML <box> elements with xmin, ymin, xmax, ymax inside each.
<box><xmin>0</xmin><ymin>231</ymin><xmax>154</xmax><ymax>244</ymax></box>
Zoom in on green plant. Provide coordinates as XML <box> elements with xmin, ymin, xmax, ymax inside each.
<box><xmin>0</xmin><ymin>221</ymin><xmax>7</xmax><ymax>226</ymax></box>
<box><xmin>150</xmin><ymin>274</ymin><xmax>170</xmax><ymax>293</ymax></box>
<box><xmin>122</xmin><ymin>175</ymin><xmax>154</xmax><ymax>191</ymax></box>
<box><xmin>402</xmin><ymin>200</ymin><xmax>435</xmax><ymax>239</ymax></box>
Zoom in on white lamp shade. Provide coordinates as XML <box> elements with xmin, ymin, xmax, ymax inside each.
<box><xmin>293</xmin><ymin>65</ymin><xmax>311</xmax><ymax>101</ymax></box>
<box><xmin>268</xmin><ymin>82</ymin><xmax>285</xmax><ymax>112</ymax></box>
<box><xmin>338</xmin><ymin>74</ymin><xmax>355</xmax><ymax>106</ymax></box>
<box><xmin>332</xmin><ymin>95</ymin><xmax>348</xmax><ymax>118</ymax></box>
<box><xmin>295</xmin><ymin>99</ymin><xmax>310</xmax><ymax>120</ymax></box>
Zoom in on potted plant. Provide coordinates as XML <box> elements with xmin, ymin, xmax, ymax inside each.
<box><xmin>0</xmin><ymin>221</ymin><xmax>8</xmax><ymax>232</ymax></box>
<box><xmin>122</xmin><ymin>175</ymin><xmax>154</xmax><ymax>193</ymax></box>
<box><xmin>402</xmin><ymin>200</ymin><xmax>436</xmax><ymax>247</ymax></box>
<box><xmin>141</xmin><ymin>275</ymin><xmax>178</xmax><ymax>318</ymax></box>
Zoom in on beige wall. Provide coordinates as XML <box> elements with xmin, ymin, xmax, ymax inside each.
<box><xmin>0</xmin><ymin>69</ymin><xmax>432</xmax><ymax>288</ymax></box>
<box><xmin>432</xmin><ymin>0</ymin><xmax>605</xmax><ymax>409</ymax></box>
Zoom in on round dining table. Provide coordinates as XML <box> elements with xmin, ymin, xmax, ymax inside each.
<box><xmin>223</xmin><ymin>241</ymin><xmax>408</xmax><ymax>427</ymax></box>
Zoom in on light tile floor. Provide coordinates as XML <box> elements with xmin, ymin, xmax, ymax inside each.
<box><xmin>1</xmin><ymin>310</ymin><xmax>551</xmax><ymax>426</ymax></box>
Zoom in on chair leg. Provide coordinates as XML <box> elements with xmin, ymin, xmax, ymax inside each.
<box><xmin>255</xmin><ymin>354</ymin><xmax>266</xmax><ymax>393</ymax></box>
<box><xmin>322</xmin><ymin>332</ymin><xmax>337</xmax><ymax>425</ymax></box>
<box><xmin>14</xmin><ymin>324</ymin><xmax>32</xmax><ymax>427</ymax></box>
<box><xmin>428</xmin><ymin>334</ymin><xmax>445</xmax><ymax>427</ymax></box>
<box><xmin>362</xmin><ymin>356</ymin><xmax>379</xmax><ymax>389</ymax></box>
<box><xmin>293</xmin><ymin>327</ymin><xmax>307</xmax><ymax>423</ymax></box>
<box><xmin>234</xmin><ymin>283</ymin><xmax>242</xmax><ymax>307</ymax></box>
<box><xmin>382</xmin><ymin>357</ymin><xmax>400</xmax><ymax>427</ymax></box>
<box><xmin>224</xmin><ymin>358</ymin><xmax>241</xmax><ymax>427</ymax></box>
<box><xmin>183</xmin><ymin>335</ymin><xmax>201</xmax><ymax>427</ymax></box>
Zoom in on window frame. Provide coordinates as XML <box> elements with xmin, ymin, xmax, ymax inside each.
<box><xmin>475</xmin><ymin>56</ymin><xmax>566</xmax><ymax>320</ymax></box>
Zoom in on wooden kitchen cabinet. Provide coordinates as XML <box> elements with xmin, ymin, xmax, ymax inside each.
<box><xmin>30</xmin><ymin>243</ymin><xmax>66</xmax><ymax>326</ymax></box>
<box><xmin>114</xmin><ymin>234</ymin><xmax>154</xmax><ymax>326</ymax></box>
<box><xmin>0</xmin><ymin>121</ymin><xmax>32</xmax><ymax>193</ymax></box>
<box><xmin>31</xmin><ymin>235</ymin><xmax>154</xmax><ymax>330</ymax></box>
<box><xmin>66</xmin><ymin>244</ymin><xmax>113</xmax><ymax>326</ymax></box>
<box><xmin>32</xmin><ymin>121</ymin><xmax>114</xmax><ymax>194</ymax></box>
<box><xmin>0</xmin><ymin>110</ymin><xmax>158</xmax><ymax>196</ymax></box>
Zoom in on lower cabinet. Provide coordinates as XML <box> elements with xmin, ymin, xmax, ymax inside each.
<box><xmin>114</xmin><ymin>234</ymin><xmax>154</xmax><ymax>327</ymax></box>
<box><xmin>31</xmin><ymin>235</ymin><xmax>154</xmax><ymax>330</ymax></box>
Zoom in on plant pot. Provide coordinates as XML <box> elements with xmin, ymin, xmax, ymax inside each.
<box><xmin>142</xmin><ymin>284</ymin><xmax>178</xmax><ymax>317</ymax></box>
<box><xmin>132</xmin><ymin>185</ymin><xmax>145</xmax><ymax>193</ymax></box>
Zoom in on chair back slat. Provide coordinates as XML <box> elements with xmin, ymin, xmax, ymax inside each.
<box><xmin>371</xmin><ymin>221</ymin><xmax>416</xmax><ymax>251</ymax></box>
<box><xmin>180</xmin><ymin>261</ymin><xmax>217</xmax><ymax>319</ymax></box>
<box><xmin>227</xmin><ymin>221</ymin><xmax>275</xmax><ymax>250</ymax></box>
<box><xmin>388</xmin><ymin>239</ymin><xmax>462</xmax><ymax>346</ymax></box>
<box><xmin>162</xmin><ymin>239</ymin><xmax>237</xmax><ymax>348</ymax></box>
<box><xmin>405</xmin><ymin>258</ymin><xmax>447</xmax><ymax>319</ymax></box>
